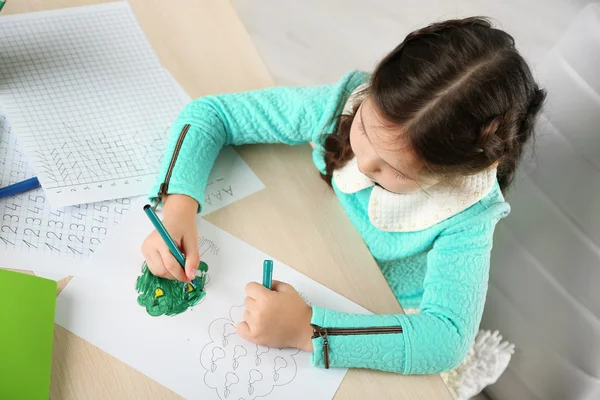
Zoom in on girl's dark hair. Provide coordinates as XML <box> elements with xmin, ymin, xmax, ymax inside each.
<box><xmin>322</xmin><ymin>17</ymin><xmax>546</xmax><ymax>192</ymax></box>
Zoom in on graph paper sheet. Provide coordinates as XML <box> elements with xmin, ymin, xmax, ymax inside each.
<box><xmin>0</xmin><ymin>110</ymin><xmax>265</xmax><ymax>276</ymax></box>
<box><xmin>0</xmin><ymin>2</ymin><xmax>191</xmax><ymax>207</ymax></box>
<box><xmin>0</xmin><ymin>110</ymin><xmax>137</xmax><ymax>275</ymax></box>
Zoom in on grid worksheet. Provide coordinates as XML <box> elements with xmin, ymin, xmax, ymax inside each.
<box><xmin>0</xmin><ymin>110</ymin><xmax>135</xmax><ymax>276</ymax></box>
<box><xmin>1</xmin><ymin>109</ymin><xmax>264</xmax><ymax>276</ymax></box>
<box><xmin>0</xmin><ymin>2</ymin><xmax>190</xmax><ymax>207</ymax></box>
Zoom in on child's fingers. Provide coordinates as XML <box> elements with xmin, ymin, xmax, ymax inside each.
<box><xmin>182</xmin><ymin>235</ymin><xmax>200</xmax><ymax>281</ymax></box>
<box><xmin>244</xmin><ymin>296</ymin><xmax>258</xmax><ymax>312</ymax></box>
<box><xmin>145</xmin><ymin>249</ymin><xmax>175</xmax><ymax>280</ymax></box>
<box><xmin>236</xmin><ymin>321</ymin><xmax>252</xmax><ymax>341</ymax></box>
<box><xmin>270</xmin><ymin>280</ymin><xmax>293</xmax><ymax>293</ymax></box>
<box><xmin>141</xmin><ymin>235</ymin><xmax>164</xmax><ymax>276</ymax></box>
<box><xmin>159</xmin><ymin>246</ymin><xmax>188</xmax><ymax>282</ymax></box>
<box><xmin>245</xmin><ymin>281</ymin><xmax>270</xmax><ymax>301</ymax></box>
<box><xmin>242</xmin><ymin>310</ymin><xmax>258</xmax><ymax>331</ymax></box>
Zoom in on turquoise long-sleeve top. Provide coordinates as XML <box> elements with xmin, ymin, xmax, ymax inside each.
<box><xmin>149</xmin><ymin>70</ymin><xmax>510</xmax><ymax>374</ymax></box>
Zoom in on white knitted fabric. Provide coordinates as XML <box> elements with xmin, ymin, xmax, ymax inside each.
<box><xmin>333</xmin><ymin>157</ymin><xmax>497</xmax><ymax>232</ymax></box>
<box><xmin>404</xmin><ymin>308</ymin><xmax>515</xmax><ymax>399</ymax></box>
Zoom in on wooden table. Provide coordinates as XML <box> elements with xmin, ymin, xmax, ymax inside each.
<box><xmin>5</xmin><ymin>1</ymin><xmax>453</xmax><ymax>399</ymax></box>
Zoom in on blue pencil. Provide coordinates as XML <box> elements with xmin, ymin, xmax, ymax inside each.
<box><xmin>0</xmin><ymin>177</ymin><xmax>41</xmax><ymax>200</ymax></box>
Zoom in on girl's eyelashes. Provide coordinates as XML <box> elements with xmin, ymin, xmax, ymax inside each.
<box><xmin>392</xmin><ymin>169</ymin><xmax>407</xmax><ymax>180</ymax></box>
<box><xmin>358</xmin><ymin>121</ymin><xmax>367</xmax><ymax>136</ymax></box>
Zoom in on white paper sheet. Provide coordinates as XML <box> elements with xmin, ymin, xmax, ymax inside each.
<box><xmin>1</xmin><ymin>110</ymin><xmax>264</xmax><ymax>275</ymax></box>
<box><xmin>0</xmin><ymin>110</ymin><xmax>137</xmax><ymax>275</ymax></box>
<box><xmin>201</xmin><ymin>147</ymin><xmax>265</xmax><ymax>214</ymax></box>
<box><xmin>56</xmin><ymin>210</ymin><xmax>369</xmax><ymax>400</ymax></box>
<box><xmin>0</xmin><ymin>2</ymin><xmax>191</xmax><ymax>207</ymax></box>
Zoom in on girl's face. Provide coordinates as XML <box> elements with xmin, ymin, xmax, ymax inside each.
<box><xmin>349</xmin><ymin>97</ymin><xmax>433</xmax><ymax>194</ymax></box>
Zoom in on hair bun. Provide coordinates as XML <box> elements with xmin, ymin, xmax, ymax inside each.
<box><xmin>476</xmin><ymin>114</ymin><xmax>506</xmax><ymax>161</ymax></box>
<box><xmin>527</xmin><ymin>86</ymin><xmax>547</xmax><ymax>117</ymax></box>
<box><xmin>519</xmin><ymin>86</ymin><xmax>547</xmax><ymax>143</ymax></box>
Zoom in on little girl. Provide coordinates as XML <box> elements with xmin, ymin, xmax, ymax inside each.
<box><xmin>142</xmin><ymin>17</ymin><xmax>545</xmax><ymax>377</ymax></box>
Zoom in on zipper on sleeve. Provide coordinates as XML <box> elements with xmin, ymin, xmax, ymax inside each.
<box><xmin>310</xmin><ymin>324</ymin><xmax>403</xmax><ymax>369</ymax></box>
<box><xmin>153</xmin><ymin>124</ymin><xmax>191</xmax><ymax>210</ymax></box>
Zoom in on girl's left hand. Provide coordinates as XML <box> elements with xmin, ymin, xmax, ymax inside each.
<box><xmin>236</xmin><ymin>280</ymin><xmax>314</xmax><ymax>352</ymax></box>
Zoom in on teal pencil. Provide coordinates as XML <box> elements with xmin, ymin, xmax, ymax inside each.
<box><xmin>262</xmin><ymin>260</ymin><xmax>273</xmax><ymax>290</ymax></box>
<box><xmin>0</xmin><ymin>1</ymin><xmax>6</xmax><ymax>13</ymax></box>
<box><xmin>143</xmin><ymin>204</ymin><xmax>186</xmax><ymax>268</ymax></box>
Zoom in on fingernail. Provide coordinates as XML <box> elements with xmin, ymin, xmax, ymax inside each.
<box><xmin>188</xmin><ymin>269</ymin><xmax>197</xmax><ymax>280</ymax></box>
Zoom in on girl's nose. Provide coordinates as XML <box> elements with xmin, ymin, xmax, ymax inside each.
<box><xmin>358</xmin><ymin>156</ymin><xmax>381</xmax><ymax>176</ymax></box>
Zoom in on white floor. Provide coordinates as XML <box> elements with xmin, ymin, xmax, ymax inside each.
<box><xmin>232</xmin><ymin>0</ymin><xmax>591</xmax><ymax>86</ymax></box>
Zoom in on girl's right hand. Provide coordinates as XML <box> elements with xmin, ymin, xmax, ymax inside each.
<box><xmin>141</xmin><ymin>194</ymin><xmax>200</xmax><ymax>282</ymax></box>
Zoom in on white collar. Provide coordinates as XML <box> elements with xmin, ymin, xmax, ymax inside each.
<box><xmin>333</xmin><ymin>157</ymin><xmax>497</xmax><ymax>232</ymax></box>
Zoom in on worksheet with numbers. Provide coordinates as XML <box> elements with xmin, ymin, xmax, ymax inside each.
<box><xmin>1</xmin><ymin>110</ymin><xmax>264</xmax><ymax>276</ymax></box>
<box><xmin>0</xmin><ymin>111</ymin><xmax>136</xmax><ymax>275</ymax></box>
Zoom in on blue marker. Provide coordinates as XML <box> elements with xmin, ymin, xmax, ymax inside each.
<box><xmin>0</xmin><ymin>177</ymin><xmax>41</xmax><ymax>200</ymax></box>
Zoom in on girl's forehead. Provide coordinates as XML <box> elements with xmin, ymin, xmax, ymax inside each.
<box><xmin>359</xmin><ymin>99</ymin><xmax>420</xmax><ymax>169</ymax></box>
<box><xmin>360</xmin><ymin>99</ymin><xmax>406</xmax><ymax>142</ymax></box>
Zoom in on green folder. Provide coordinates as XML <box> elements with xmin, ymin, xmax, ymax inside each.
<box><xmin>0</xmin><ymin>270</ymin><xmax>57</xmax><ymax>400</ymax></box>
